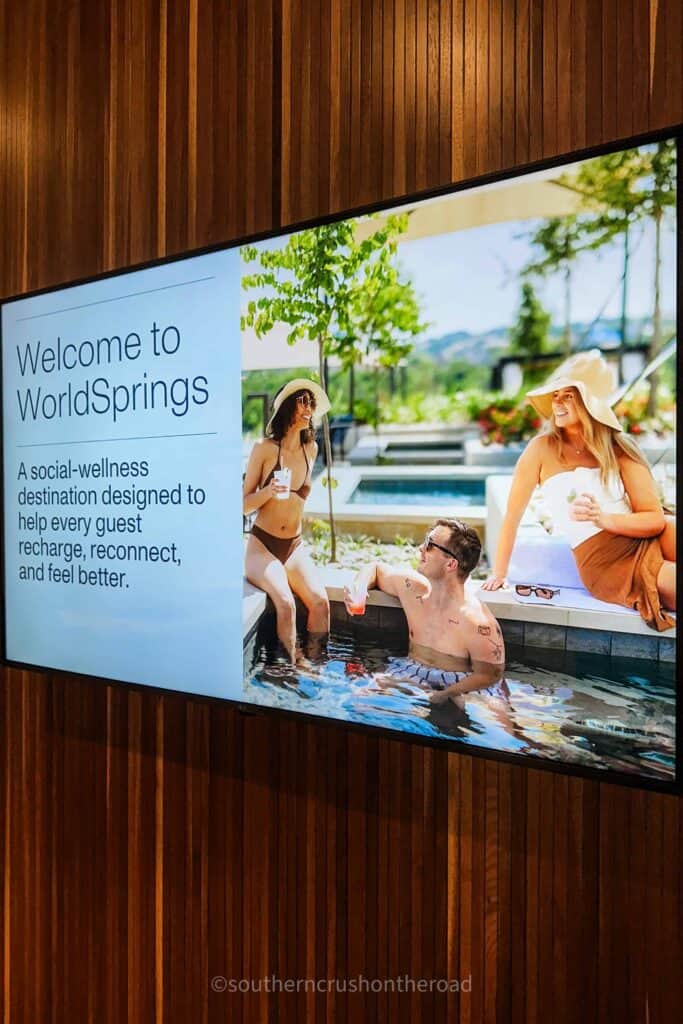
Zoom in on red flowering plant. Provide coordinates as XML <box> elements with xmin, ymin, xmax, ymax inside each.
<box><xmin>466</xmin><ymin>393</ymin><xmax>542</xmax><ymax>445</ymax></box>
<box><xmin>613</xmin><ymin>388</ymin><xmax>675</xmax><ymax>437</ymax></box>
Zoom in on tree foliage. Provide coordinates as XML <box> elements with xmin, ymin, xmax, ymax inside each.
<box><xmin>509</xmin><ymin>282</ymin><xmax>551</xmax><ymax>358</ymax></box>
<box><xmin>240</xmin><ymin>213</ymin><xmax>426</xmax><ymax>560</ymax></box>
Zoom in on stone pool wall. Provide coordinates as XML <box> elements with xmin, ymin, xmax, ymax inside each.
<box><xmin>330</xmin><ymin>600</ymin><xmax>675</xmax><ymax>663</ymax></box>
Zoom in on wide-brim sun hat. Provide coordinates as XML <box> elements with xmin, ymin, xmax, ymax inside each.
<box><xmin>265</xmin><ymin>377</ymin><xmax>331</xmax><ymax>434</ymax></box>
<box><xmin>526</xmin><ymin>349</ymin><xmax>623</xmax><ymax>432</ymax></box>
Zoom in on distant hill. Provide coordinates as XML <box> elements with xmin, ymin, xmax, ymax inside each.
<box><xmin>414</xmin><ymin>316</ymin><xmax>675</xmax><ymax>367</ymax></box>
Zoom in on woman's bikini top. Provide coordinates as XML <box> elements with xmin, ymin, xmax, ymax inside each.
<box><xmin>261</xmin><ymin>440</ymin><xmax>312</xmax><ymax>500</ymax></box>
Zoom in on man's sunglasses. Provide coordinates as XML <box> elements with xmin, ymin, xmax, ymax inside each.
<box><xmin>295</xmin><ymin>392</ymin><xmax>316</xmax><ymax>408</ymax></box>
<box><xmin>424</xmin><ymin>533</ymin><xmax>459</xmax><ymax>560</ymax></box>
<box><xmin>515</xmin><ymin>584</ymin><xmax>560</xmax><ymax>600</ymax></box>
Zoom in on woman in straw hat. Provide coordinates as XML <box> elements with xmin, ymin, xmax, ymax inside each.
<box><xmin>243</xmin><ymin>378</ymin><xmax>332</xmax><ymax>659</ymax></box>
<box><xmin>482</xmin><ymin>350</ymin><xmax>675</xmax><ymax>631</ymax></box>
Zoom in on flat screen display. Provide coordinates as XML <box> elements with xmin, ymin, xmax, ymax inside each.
<box><xmin>2</xmin><ymin>131</ymin><xmax>678</xmax><ymax>789</ymax></box>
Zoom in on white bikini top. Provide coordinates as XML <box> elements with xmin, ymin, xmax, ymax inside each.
<box><xmin>536</xmin><ymin>467</ymin><xmax>631</xmax><ymax>549</ymax></box>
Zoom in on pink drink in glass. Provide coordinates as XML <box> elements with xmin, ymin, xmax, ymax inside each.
<box><xmin>346</xmin><ymin>586</ymin><xmax>367</xmax><ymax>616</ymax></box>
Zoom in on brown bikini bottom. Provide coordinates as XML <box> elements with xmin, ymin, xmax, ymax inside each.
<box><xmin>250</xmin><ymin>523</ymin><xmax>302</xmax><ymax>565</ymax></box>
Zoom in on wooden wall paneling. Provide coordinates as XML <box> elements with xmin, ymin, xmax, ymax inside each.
<box><xmin>523</xmin><ymin>768</ymin><xmax>540</xmax><ymax>1022</ymax></box>
<box><xmin>528</xmin><ymin>0</ymin><xmax>544</xmax><ymax>163</ymax></box>
<box><xmin>462</xmin><ymin>0</ymin><xmax>477</xmax><ymax>179</ymax></box>
<box><xmin>162</xmin><ymin>0</ymin><xmax>193</xmax><ymax>250</ymax></box>
<box><xmin>550</xmin><ymin>775</ymin><xmax>569</xmax><ymax>1024</ymax></box>
<box><xmin>570</xmin><ymin>0</ymin><xmax>587</xmax><ymax>152</ymax></box>
<box><xmin>346</xmin><ymin>731</ymin><xmax>366</xmax><ymax>1016</ymax></box>
<box><xmin>660</xmin><ymin>797</ymin><xmax>682</xmax><ymax>1024</ymax></box>
<box><xmin>280</xmin><ymin>0</ymin><xmax>293</xmax><ymax>225</ymax></box>
<box><xmin>584</xmin><ymin>0</ymin><xmax>603</xmax><ymax>146</ymax></box>
<box><xmin>616</xmin><ymin>0</ymin><xmax>635</xmax><ymax>142</ymax></box>
<box><xmin>631</xmin><ymin>0</ymin><xmax>650</xmax><ymax>135</ymax></box>
<box><xmin>514</xmin><ymin>0</ymin><xmax>531</xmax><ymax>166</ymax></box>
<box><xmin>475</xmin><ymin>0</ymin><xmax>490</xmax><ymax>175</ymax></box>
<box><xmin>381</xmin><ymin>1</ymin><xmax>395</xmax><ymax>202</ymax></box>
<box><xmin>450</xmin><ymin>0</ymin><xmax>465</xmax><ymax>182</ymax></box>
<box><xmin>393</xmin><ymin>0</ymin><xmax>408</xmax><ymax>197</ymax></box>
<box><xmin>193</xmin><ymin>0</ymin><xmax>213</xmax><ymax>249</ymax></box>
<box><xmin>359</xmin><ymin>0</ymin><xmax>376</xmax><ymax>208</ymax></box>
<box><xmin>500</xmin><ymin>0</ymin><xmax>516</xmax><ymax>172</ymax></box>
<box><xmin>542</xmin><ymin>0</ymin><xmax>558</xmax><ymax>159</ymax></box>
<box><xmin>3</xmin><ymin>0</ymin><xmax>29</xmax><ymax>296</ymax></box>
<box><xmin>508</xmin><ymin>766</ymin><xmax>529</xmax><ymax>1024</ymax></box>
<box><xmin>403</xmin><ymin>0</ymin><xmax>418</xmax><ymax>196</ymax></box>
<box><xmin>482</xmin><ymin>760</ymin><xmax>499</xmax><ymax>1024</ymax></box>
<box><xmin>410</xmin><ymin>742</ymin><xmax>427</xmax><ymax>1023</ymax></box>
<box><xmin>487</xmin><ymin>0</ymin><xmax>502</xmax><ymax>174</ymax></box>
<box><xmin>662</xmin><ymin>0</ymin><xmax>683</xmax><ymax>128</ymax></box>
<box><xmin>327</xmin><ymin>0</ymin><xmax>342</xmax><ymax>214</ymax></box>
<box><xmin>601</xmin><ymin>0</ymin><xmax>618</xmax><ymax>141</ymax></box>
<box><xmin>302</xmin><ymin>0</ymin><xmax>319</xmax><ymax>225</ymax></box>
<box><xmin>318</xmin><ymin>0</ymin><xmax>332</xmax><ymax>217</ymax></box>
<box><xmin>556</xmin><ymin>0</ymin><xmax>572</xmax><ymax>155</ymax></box>
<box><xmin>370</xmin><ymin>0</ymin><xmax>385</xmax><ymax>204</ymax></box>
<box><xmin>414</xmin><ymin>0</ymin><xmax>429</xmax><ymax>191</ymax></box>
<box><xmin>437</xmin><ymin>0</ymin><xmax>452</xmax><ymax>185</ymax></box>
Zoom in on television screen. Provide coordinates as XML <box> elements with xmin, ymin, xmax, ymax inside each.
<box><xmin>2</xmin><ymin>131</ymin><xmax>678</xmax><ymax>789</ymax></box>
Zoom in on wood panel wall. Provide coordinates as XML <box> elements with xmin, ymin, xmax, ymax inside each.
<box><xmin>1</xmin><ymin>1</ymin><xmax>681</xmax><ymax>1021</ymax></box>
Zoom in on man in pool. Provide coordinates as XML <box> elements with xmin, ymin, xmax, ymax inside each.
<box><xmin>344</xmin><ymin>518</ymin><xmax>505</xmax><ymax>704</ymax></box>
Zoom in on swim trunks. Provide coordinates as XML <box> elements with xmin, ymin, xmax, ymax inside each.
<box><xmin>381</xmin><ymin>657</ymin><xmax>467</xmax><ymax>691</ymax></box>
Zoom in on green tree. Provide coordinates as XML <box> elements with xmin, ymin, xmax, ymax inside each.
<box><xmin>554</xmin><ymin>140</ymin><xmax>676</xmax><ymax>410</ymax></box>
<box><xmin>509</xmin><ymin>282</ymin><xmax>551</xmax><ymax>359</ymax></box>
<box><xmin>240</xmin><ymin>213</ymin><xmax>419</xmax><ymax>560</ymax></box>
<box><xmin>524</xmin><ymin>215</ymin><xmax>585</xmax><ymax>352</ymax></box>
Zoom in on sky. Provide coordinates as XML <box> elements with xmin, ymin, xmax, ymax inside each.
<box><xmin>242</xmin><ymin>142</ymin><xmax>678</xmax><ymax>348</ymax></box>
<box><xmin>394</xmin><ymin>215</ymin><xmax>676</xmax><ymax>339</ymax></box>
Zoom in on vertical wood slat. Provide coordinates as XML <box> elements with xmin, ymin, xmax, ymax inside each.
<box><xmin>1</xmin><ymin>2</ymin><xmax>682</xmax><ymax>1023</ymax></box>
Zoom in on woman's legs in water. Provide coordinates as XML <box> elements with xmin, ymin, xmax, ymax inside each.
<box><xmin>245</xmin><ymin>534</ymin><xmax>297</xmax><ymax>660</ymax></box>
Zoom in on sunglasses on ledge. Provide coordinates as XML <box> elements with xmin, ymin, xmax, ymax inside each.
<box><xmin>515</xmin><ymin>584</ymin><xmax>560</xmax><ymax>600</ymax></box>
<box><xmin>295</xmin><ymin>392</ymin><xmax>316</xmax><ymax>408</ymax></box>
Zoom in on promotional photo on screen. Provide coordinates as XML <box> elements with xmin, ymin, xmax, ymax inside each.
<box><xmin>1</xmin><ymin>131</ymin><xmax>678</xmax><ymax>789</ymax></box>
<box><xmin>240</xmin><ymin>135</ymin><xmax>678</xmax><ymax>787</ymax></box>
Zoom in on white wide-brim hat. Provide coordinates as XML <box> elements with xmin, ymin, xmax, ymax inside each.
<box><xmin>265</xmin><ymin>377</ymin><xmax>331</xmax><ymax>434</ymax></box>
<box><xmin>526</xmin><ymin>349</ymin><xmax>623</xmax><ymax>432</ymax></box>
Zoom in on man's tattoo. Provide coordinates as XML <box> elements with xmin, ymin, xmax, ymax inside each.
<box><xmin>489</xmin><ymin>641</ymin><xmax>503</xmax><ymax>660</ymax></box>
<box><xmin>405</xmin><ymin>578</ymin><xmax>411</xmax><ymax>588</ymax></box>
<box><xmin>448</xmin><ymin>617</ymin><xmax>460</xmax><ymax>626</ymax></box>
<box><xmin>477</xmin><ymin>625</ymin><xmax>492</xmax><ymax>636</ymax></box>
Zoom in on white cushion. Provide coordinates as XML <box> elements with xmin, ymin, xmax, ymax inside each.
<box><xmin>508</xmin><ymin>528</ymin><xmax>585</xmax><ymax>590</ymax></box>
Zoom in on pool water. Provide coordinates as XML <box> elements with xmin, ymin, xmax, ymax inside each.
<box><xmin>349</xmin><ymin>477</ymin><xmax>485</xmax><ymax>506</ymax></box>
<box><xmin>243</xmin><ymin>617</ymin><xmax>676</xmax><ymax>782</ymax></box>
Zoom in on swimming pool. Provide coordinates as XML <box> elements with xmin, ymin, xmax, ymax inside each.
<box><xmin>243</xmin><ymin>614</ymin><xmax>676</xmax><ymax>782</ymax></box>
<box><xmin>348</xmin><ymin>476</ymin><xmax>486</xmax><ymax>507</ymax></box>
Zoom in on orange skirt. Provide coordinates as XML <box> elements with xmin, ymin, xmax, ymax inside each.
<box><xmin>573</xmin><ymin>530</ymin><xmax>675</xmax><ymax>632</ymax></box>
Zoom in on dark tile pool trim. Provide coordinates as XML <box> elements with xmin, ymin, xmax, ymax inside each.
<box><xmin>329</xmin><ymin>601</ymin><xmax>676</xmax><ymax>663</ymax></box>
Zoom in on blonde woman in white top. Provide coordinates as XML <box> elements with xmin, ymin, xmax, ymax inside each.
<box><xmin>482</xmin><ymin>350</ymin><xmax>675</xmax><ymax>631</ymax></box>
